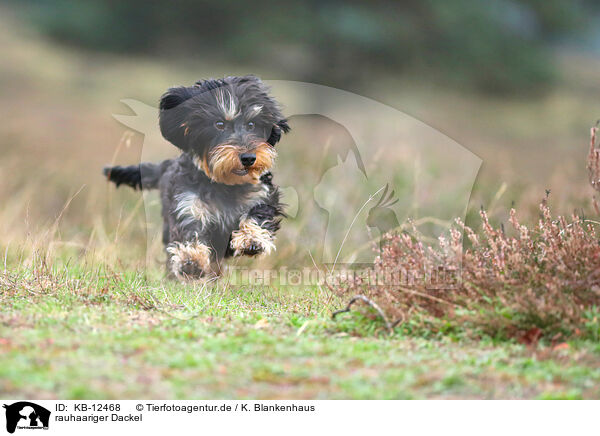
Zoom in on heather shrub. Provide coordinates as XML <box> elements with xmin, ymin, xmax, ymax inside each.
<box><xmin>332</xmin><ymin>124</ymin><xmax>600</xmax><ymax>338</ymax></box>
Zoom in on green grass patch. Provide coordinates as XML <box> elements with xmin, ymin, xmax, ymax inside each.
<box><xmin>2</xmin><ymin>266</ymin><xmax>600</xmax><ymax>399</ymax></box>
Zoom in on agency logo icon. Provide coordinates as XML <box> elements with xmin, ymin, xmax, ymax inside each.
<box><xmin>2</xmin><ymin>402</ymin><xmax>50</xmax><ymax>434</ymax></box>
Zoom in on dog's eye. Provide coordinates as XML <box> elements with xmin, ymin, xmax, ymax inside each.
<box><xmin>246</xmin><ymin>121</ymin><xmax>255</xmax><ymax>131</ymax></box>
<box><xmin>214</xmin><ymin>121</ymin><xmax>225</xmax><ymax>130</ymax></box>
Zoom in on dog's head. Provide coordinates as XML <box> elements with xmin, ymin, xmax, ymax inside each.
<box><xmin>159</xmin><ymin>75</ymin><xmax>290</xmax><ymax>185</ymax></box>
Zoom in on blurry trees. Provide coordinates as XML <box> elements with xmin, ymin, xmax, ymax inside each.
<box><xmin>12</xmin><ymin>0</ymin><xmax>598</xmax><ymax>94</ymax></box>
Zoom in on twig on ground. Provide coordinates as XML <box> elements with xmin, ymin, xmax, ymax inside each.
<box><xmin>332</xmin><ymin>294</ymin><xmax>393</xmax><ymax>334</ymax></box>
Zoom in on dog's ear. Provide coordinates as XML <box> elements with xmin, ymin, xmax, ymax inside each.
<box><xmin>159</xmin><ymin>86</ymin><xmax>193</xmax><ymax>110</ymax></box>
<box><xmin>159</xmin><ymin>86</ymin><xmax>194</xmax><ymax>150</ymax></box>
<box><xmin>267</xmin><ymin>119</ymin><xmax>290</xmax><ymax>146</ymax></box>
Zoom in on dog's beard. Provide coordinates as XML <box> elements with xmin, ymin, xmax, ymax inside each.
<box><xmin>196</xmin><ymin>142</ymin><xmax>276</xmax><ymax>185</ymax></box>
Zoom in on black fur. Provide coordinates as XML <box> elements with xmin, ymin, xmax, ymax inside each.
<box><xmin>266</xmin><ymin>119</ymin><xmax>290</xmax><ymax>146</ymax></box>
<box><xmin>103</xmin><ymin>161</ymin><xmax>170</xmax><ymax>190</ymax></box>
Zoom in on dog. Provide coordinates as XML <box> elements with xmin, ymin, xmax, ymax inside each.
<box><xmin>103</xmin><ymin>75</ymin><xmax>290</xmax><ymax>280</ymax></box>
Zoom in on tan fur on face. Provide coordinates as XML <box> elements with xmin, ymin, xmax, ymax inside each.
<box><xmin>197</xmin><ymin>142</ymin><xmax>276</xmax><ymax>185</ymax></box>
<box><xmin>196</xmin><ymin>155</ymin><xmax>212</xmax><ymax>178</ymax></box>
<box><xmin>167</xmin><ymin>241</ymin><xmax>212</xmax><ymax>280</ymax></box>
<box><xmin>230</xmin><ymin>217</ymin><xmax>276</xmax><ymax>256</ymax></box>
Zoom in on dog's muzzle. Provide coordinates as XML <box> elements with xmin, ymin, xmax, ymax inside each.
<box><xmin>232</xmin><ymin>152</ymin><xmax>256</xmax><ymax>175</ymax></box>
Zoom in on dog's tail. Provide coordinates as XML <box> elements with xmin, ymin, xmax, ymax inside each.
<box><xmin>103</xmin><ymin>161</ymin><xmax>170</xmax><ymax>190</ymax></box>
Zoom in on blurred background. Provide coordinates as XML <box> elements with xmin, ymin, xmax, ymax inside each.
<box><xmin>1</xmin><ymin>0</ymin><xmax>599</xmax><ymax>270</ymax></box>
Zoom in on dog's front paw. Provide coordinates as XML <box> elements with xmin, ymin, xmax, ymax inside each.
<box><xmin>230</xmin><ymin>218</ymin><xmax>275</xmax><ymax>257</ymax></box>
<box><xmin>167</xmin><ymin>241</ymin><xmax>212</xmax><ymax>280</ymax></box>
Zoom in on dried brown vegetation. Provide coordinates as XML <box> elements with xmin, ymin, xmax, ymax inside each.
<box><xmin>333</xmin><ymin>125</ymin><xmax>600</xmax><ymax>338</ymax></box>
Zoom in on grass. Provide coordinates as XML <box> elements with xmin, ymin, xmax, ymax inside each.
<box><xmin>2</xmin><ymin>264</ymin><xmax>600</xmax><ymax>399</ymax></box>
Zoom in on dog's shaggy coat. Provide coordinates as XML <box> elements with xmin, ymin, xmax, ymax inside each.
<box><xmin>104</xmin><ymin>75</ymin><xmax>289</xmax><ymax>279</ymax></box>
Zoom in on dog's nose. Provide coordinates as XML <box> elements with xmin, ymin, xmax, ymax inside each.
<box><xmin>240</xmin><ymin>153</ymin><xmax>256</xmax><ymax>167</ymax></box>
